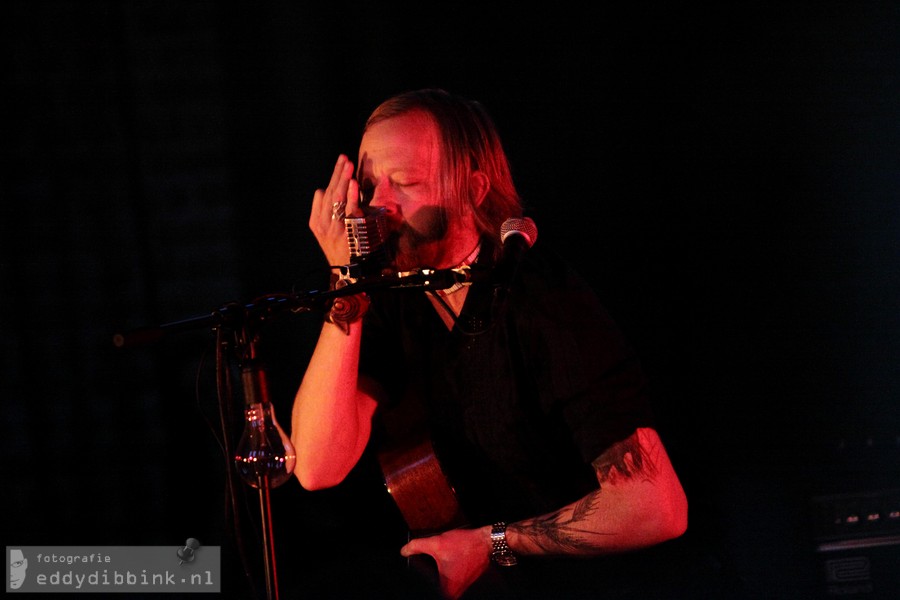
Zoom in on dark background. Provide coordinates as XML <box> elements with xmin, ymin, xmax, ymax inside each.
<box><xmin>3</xmin><ymin>2</ymin><xmax>899</xmax><ymax>599</ymax></box>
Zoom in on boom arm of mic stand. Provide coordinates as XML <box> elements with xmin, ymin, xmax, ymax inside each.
<box><xmin>112</xmin><ymin>290</ymin><xmax>330</xmax><ymax>349</ymax></box>
<box><xmin>111</xmin><ymin>267</ymin><xmax>476</xmax><ymax>349</ymax></box>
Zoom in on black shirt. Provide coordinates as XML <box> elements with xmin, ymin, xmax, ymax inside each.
<box><xmin>360</xmin><ymin>238</ymin><xmax>655</xmax><ymax>527</ymax></box>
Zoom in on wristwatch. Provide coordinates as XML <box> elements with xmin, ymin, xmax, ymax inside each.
<box><xmin>490</xmin><ymin>522</ymin><xmax>518</xmax><ymax>566</ymax></box>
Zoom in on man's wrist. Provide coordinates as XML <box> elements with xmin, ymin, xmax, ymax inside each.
<box><xmin>490</xmin><ymin>522</ymin><xmax>518</xmax><ymax>566</ymax></box>
<box><xmin>325</xmin><ymin>269</ymin><xmax>369</xmax><ymax>334</ymax></box>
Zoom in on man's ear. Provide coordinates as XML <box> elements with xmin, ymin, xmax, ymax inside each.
<box><xmin>470</xmin><ymin>170</ymin><xmax>490</xmax><ymax>207</ymax></box>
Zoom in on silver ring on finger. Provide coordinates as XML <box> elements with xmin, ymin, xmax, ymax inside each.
<box><xmin>331</xmin><ymin>200</ymin><xmax>347</xmax><ymax>221</ymax></box>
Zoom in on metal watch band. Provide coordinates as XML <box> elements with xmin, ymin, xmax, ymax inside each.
<box><xmin>490</xmin><ymin>522</ymin><xmax>518</xmax><ymax>567</ymax></box>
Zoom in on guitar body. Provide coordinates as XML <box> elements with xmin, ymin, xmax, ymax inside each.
<box><xmin>377</xmin><ymin>429</ymin><xmax>468</xmax><ymax>537</ymax></box>
<box><xmin>374</xmin><ymin>307</ymin><xmax>478</xmax><ymax>536</ymax></box>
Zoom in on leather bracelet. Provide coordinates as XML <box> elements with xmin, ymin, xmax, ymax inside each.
<box><xmin>490</xmin><ymin>522</ymin><xmax>518</xmax><ymax>567</ymax></box>
<box><xmin>325</xmin><ymin>272</ymin><xmax>369</xmax><ymax>335</ymax></box>
<box><xmin>325</xmin><ymin>293</ymin><xmax>369</xmax><ymax>334</ymax></box>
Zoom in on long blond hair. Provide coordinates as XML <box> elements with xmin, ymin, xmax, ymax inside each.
<box><xmin>364</xmin><ymin>89</ymin><xmax>522</xmax><ymax>260</ymax></box>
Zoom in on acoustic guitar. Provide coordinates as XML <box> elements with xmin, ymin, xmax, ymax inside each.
<box><xmin>376</xmin><ymin>387</ymin><xmax>468</xmax><ymax>537</ymax></box>
<box><xmin>377</xmin><ymin>429</ymin><xmax>468</xmax><ymax>537</ymax></box>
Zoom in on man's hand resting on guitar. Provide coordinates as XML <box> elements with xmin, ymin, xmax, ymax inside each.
<box><xmin>398</xmin><ymin>428</ymin><xmax>687</xmax><ymax>599</ymax></box>
<box><xmin>400</xmin><ymin>526</ymin><xmax>492</xmax><ymax>600</ymax></box>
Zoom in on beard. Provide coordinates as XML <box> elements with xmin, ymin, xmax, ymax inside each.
<box><xmin>385</xmin><ymin>206</ymin><xmax>452</xmax><ymax>272</ymax></box>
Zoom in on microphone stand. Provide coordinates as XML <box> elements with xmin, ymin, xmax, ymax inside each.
<box><xmin>227</xmin><ymin>317</ymin><xmax>290</xmax><ymax>600</ymax></box>
<box><xmin>113</xmin><ymin>266</ymin><xmax>476</xmax><ymax>349</ymax></box>
<box><xmin>112</xmin><ymin>266</ymin><xmax>477</xmax><ymax>599</ymax></box>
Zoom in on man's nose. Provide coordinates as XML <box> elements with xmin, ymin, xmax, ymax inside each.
<box><xmin>367</xmin><ymin>185</ymin><xmax>394</xmax><ymax>212</ymax></box>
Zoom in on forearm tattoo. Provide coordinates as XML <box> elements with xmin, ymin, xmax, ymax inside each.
<box><xmin>509</xmin><ymin>493</ymin><xmax>608</xmax><ymax>553</ymax></box>
<box><xmin>509</xmin><ymin>431</ymin><xmax>658</xmax><ymax>553</ymax></box>
<box><xmin>591</xmin><ymin>431</ymin><xmax>657</xmax><ymax>485</ymax></box>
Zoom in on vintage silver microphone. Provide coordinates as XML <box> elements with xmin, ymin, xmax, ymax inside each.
<box><xmin>344</xmin><ymin>207</ymin><xmax>390</xmax><ymax>281</ymax></box>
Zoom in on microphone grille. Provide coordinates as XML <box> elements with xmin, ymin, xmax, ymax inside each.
<box><xmin>500</xmin><ymin>217</ymin><xmax>538</xmax><ymax>248</ymax></box>
<box><xmin>344</xmin><ymin>207</ymin><xmax>390</xmax><ymax>279</ymax></box>
<box><xmin>345</xmin><ymin>208</ymin><xmax>387</xmax><ymax>259</ymax></box>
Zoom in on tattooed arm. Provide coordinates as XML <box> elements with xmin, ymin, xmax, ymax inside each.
<box><xmin>508</xmin><ymin>427</ymin><xmax>687</xmax><ymax>555</ymax></box>
<box><xmin>400</xmin><ymin>427</ymin><xmax>688</xmax><ymax>599</ymax></box>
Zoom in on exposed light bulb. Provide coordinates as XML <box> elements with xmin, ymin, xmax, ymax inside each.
<box><xmin>234</xmin><ymin>402</ymin><xmax>296</xmax><ymax>489</ymax></box>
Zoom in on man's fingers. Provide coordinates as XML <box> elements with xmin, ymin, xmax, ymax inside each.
<box><xmin>345</xmin><ymin>178</ymin><xmax>362</xmax><ymax>217</ymax></box>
